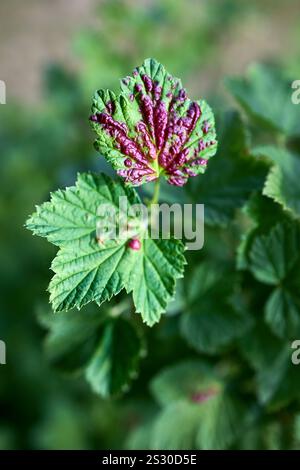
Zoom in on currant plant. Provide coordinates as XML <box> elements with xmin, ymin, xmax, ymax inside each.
<box><xmin>27</xmin><ymin>58</ymin><xmax>217</xmax><ymax>325</ymax></box>
<box><xmin>26</xmin><ymin>58</ymin><xmax>217</xmax><ymax>395</ymax></box>
<box><xmin>25</xmin><ymin>58</ymin><xmax>300</xmax><ymax>450</ymax></box>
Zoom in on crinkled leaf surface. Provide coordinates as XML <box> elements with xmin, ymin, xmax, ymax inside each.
<box><xmin>125</xmin><ymin>237</ymin><xmax>186</xmax><ymax>326</ymax></box>
<box><xmin>91</xmin><ymin>58</ymin><xmax>217</xmax><ymax>187</ymax></box>
<box><xmin>26</xmin><ymin>173</ymin><xmax>186</xmax><ymax>325</ymax></box>
<box><xmin>26</xmin><ymin>171</ymin><xmax>141</xmax><ymax>249</ymax></box>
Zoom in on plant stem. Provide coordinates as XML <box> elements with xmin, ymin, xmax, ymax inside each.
<box><xmin>149</xmin><ymin>178</ymin><xmax>160</xmax><ymax>206</ymax></box>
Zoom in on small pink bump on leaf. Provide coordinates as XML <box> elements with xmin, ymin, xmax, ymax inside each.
<box><xmin>128</xmin><ymin>238</ymin><xmax>141</xmax><ymax>251</ymax></box>
<box><xmin>191</xmin><ymin>388</ymin><xmax>217</xmax><ymax>403</ymax></box>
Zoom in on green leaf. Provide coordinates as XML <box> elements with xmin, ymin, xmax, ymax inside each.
<box><xmin>48</xmin><ymin>242</ymin><xmax>135</xmax><ymax>314</ymax></box>
<box><xmin>225</xmin><ymin>64</ymin><xmax>300</xmax><ymax>137</ymax></box>
<box><xmin>185</xmin><ymin>111</ymin><xmax>268</xmax><ymax>226</ymax></box>
<box><xmin>180</xmin><ymin>263</ymin><xmax>252</xmax><ymax>354</ymax></box>
<box><xmin>127</xmin><ymin>422</ymin><xmax>154</xmax><ymax>451</ymax></box>
<box><xmin>252</xmin><ymin>145</ymin><xmax>290</xmax><ymax>166</ymax></box>
<box><xmin>26</xmin><ymin>172</ymin><xmax>186</xmax><ymax>325</ymax></box>
<box><xmin>249</xmin><ymin>223</ymin><xmax>300</xmax><ymax>285</ymax></box>
<box><xmin>26</xmin><ymin>171</ymin><xmax>142</xmax><ymax>248</ymax></box>
<box><xmin>151</xmin><ymin>361</ymin><xmax>249</xmax><ymax>450</ymax></box>
<box><xmin>125</xmin><ymin>237</ymin><xmax>186</xmax><ymax>326</ymax></box>
<box><xmin>150</xmin><ymin>360</ymin><xmax>217</xmax><ymax>407</ymax></box>
<box><xmin>85</xmin><ymin>317</ymin><xmax>143</xmax><ymax>397</ymax></box>
<box><xmin>39</xmin><ymin>304</ymin><xmax>144</xmax><ymax>396</ymax></box>
<box><xmin>237</xmin><ymin>420</ymin><xmax>284</xmax><ymax>450</ymax></box>
<box><xmin>248</xmin><ymin>222</ymin><xmax>300</xmax><ymax>337</ymax></box>
<box><xmin>237</xmin><ymin>321</ymin><xmax>300</xmax><ymax>409</ymax></box>
<box><xmin>181</xmin><ymin>307</ymin><xmax>251</xmax><ymax>355</ymax></box>
<box><xmin>41</xmin><ymin>306</ymin><xmax>105</xmax><ymax>372</ymax></box>
<box><xmin>151</xmin><ymin>401</ymin><xmax>201</xmax><ymax>450</ymax></box>
<box><xmin>196</xmin><ymin>391</ymin><xmax>248</xmax><ymax>450</ymax></box>
<box><xmin>265</xmin><ymin>288</ymin><xmax>300</xmax><ymax>339</ymax></box>
<box><xmin>237</xmin><ymin>193</ymin><xmax>288</xmax><ymax>270</ymax></box>
<box><xmin>253</xmin><ymin>146</ymin><xmax>300</xmax><ymax>218</ymax></box>
<box><xmin>257</xmin><ymin>345</ymin><xmax>300</xmax><ymax>410</ymax></box>
<box><xmin>238</xmin><ymin>321</ymin><xmax>283</xmax><ymax>372</ymax></box>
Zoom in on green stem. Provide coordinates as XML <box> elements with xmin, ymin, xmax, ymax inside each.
<box><xmin>149</xmin><ymin>178</ymin><xmax>161</xmax><ymax>206</ymax></box>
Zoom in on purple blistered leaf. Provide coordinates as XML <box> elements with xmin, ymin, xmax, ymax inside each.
<box><xmin>90</xmin><ymin>58</ymin><xmax>217</xmax><ymax>187</ymax></box>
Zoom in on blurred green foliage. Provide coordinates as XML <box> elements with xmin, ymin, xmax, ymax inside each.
<box><xmin>1</xmin><ymin>0</ymin><xmax>300</xmax><ymax>450</ymax></box>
